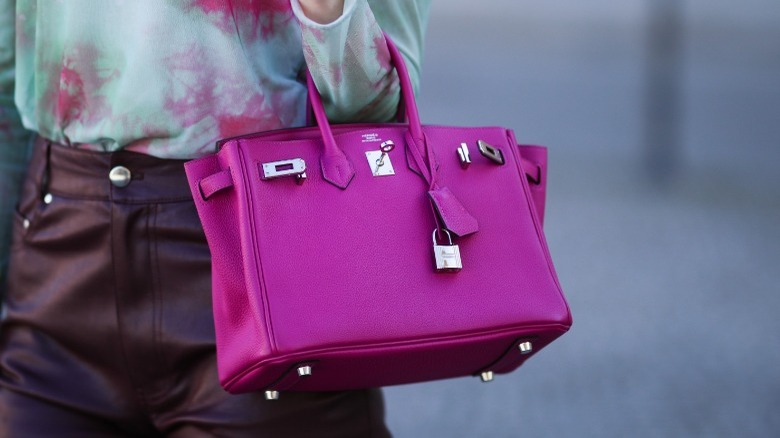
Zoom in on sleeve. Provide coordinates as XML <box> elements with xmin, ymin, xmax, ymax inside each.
<box><xmin>291</xmin><ymin>0</ymin><xmax>431</xmax><ymax>123</ymax></box>
<box><xmin>0</xmin><ymin>0</ymin><xmax>33</xmax><ymax>292</ymax></box>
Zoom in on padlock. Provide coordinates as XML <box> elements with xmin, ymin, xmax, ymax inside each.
<box><xmin>432</xmin><ymin>229</ymin><xmax>462</xmax><ymax>272</ymax></box>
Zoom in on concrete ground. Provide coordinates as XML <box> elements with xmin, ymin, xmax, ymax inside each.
<box><xmin>383</xmin><ymin>2</ymin><xmax>780</xmax><ymax>437</ymax></box>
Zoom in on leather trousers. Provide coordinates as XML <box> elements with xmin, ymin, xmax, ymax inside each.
<box><xmin>0</xmin><ymin>137</ymin><xmax>390</xmax><ymax>437</ymax></box>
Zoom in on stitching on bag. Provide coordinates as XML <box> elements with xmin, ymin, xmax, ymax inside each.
<box><xmin>223</xmin><ymin>323</ymin><xmax>570</xmax><ymax>391</ymax></box>
<box><xmin>220</xmin><ymin>124</ymin><xmax>508</xmax><ymax>147</ymax></box>
<box><xmin>505</xmin><ymin>130</ymin><xmax>570</xmax><ymax>317</ymax></box>
<box><xmin>473</xmin><ymin>335</ymin><xmax>541</xmax><ymax>375</ymax></box>
<box><xmin>258</xmin><ymin>360</ymin><xmax>320</xmax><ymax>392</ymax></box>
<box><xmin>236</xmin><ymin>145</ymin><xmax>277</xmax><ymax>354</ymax></box>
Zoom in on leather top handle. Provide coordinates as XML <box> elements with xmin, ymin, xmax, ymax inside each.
<box><xmin>306</xmin><ymin>33</ymin><xmax>426</xmax><ymax>190</ymax></box>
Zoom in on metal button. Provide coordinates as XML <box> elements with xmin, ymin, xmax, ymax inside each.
<box><xmin>43</xmin><ymin>193</ymin><xmax>53</xmax><ymax>204</ymax></box>
<box><xmin>22</xmin><ymin>219</ymin><xmax>30</xmax><ymax>229</ymax></box>
<box><xmin>109</xmin><ymin>166</ymin><xmax>132</xmax><ymax>188</ymax></box>
<box><xmin>480</xmin><ymin>371</ymin><xmax>494</xmax><ymax>382</ymax></box>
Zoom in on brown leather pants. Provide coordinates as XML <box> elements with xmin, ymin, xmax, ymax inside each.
<box><xmin>0</xmin><ymin>138</ymin><xmax>390</xmax><ymax>437</ymax></box>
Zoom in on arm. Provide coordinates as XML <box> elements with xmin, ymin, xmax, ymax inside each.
<box><xmin>0</xmin><ymin>0</ymin><xmax>32</xmax><ymax>292</ymax></box>
<box><xmin>292</xmin><ymin>0</ymin><xmax>431</xmax><ymax>122</ymax></box>
<box><xmin>297</xmin><ymin>0</ymin><xmax>345</xmax><ymax>25</ymax></box>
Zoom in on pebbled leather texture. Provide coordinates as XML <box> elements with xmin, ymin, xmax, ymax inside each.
<box><xmin>184</xmin><ymin>36</ymin><xmax>570</xmax><ymax>394</ymax></box>
<box><xmin>427</xmin><ymin>186</ymin><xmax>479</xmax><ymax>237</ymax></box>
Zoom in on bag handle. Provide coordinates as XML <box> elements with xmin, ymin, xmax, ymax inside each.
<box><xmin>199</xmin><ymin>35</ymin><xmax>431</xmax><ymax>197</ymax></box>
<box><xmin>307</xmin><ymin>35</ymin><xmax>479</xmax><ymax>237</ymax></box>
<box><xmin>306</xmin><ymin>33</ymin><xmax>428</xmax><ymax>189</ymax></box>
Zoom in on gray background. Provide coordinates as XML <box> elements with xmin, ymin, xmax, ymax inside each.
<box><xmin>383</xmin><ymin>1</ymin><xmax>780</xmax><ymax>437</ymax></box>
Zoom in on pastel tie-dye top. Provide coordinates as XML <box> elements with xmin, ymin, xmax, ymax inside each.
<box><xmin>0</xmin><ymin>0</ymin><xmax>431</xmax><ymax>285</ymax></box>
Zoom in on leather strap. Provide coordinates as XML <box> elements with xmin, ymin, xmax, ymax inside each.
<box><xmin>520</xmin><ymin>156</ymin><xmax>541</xmax><ymax>185</ymax></box>
<box><xmin>304</xmin><ymin>33</ymin><xmax>427</xmax><ymax>191</ymax></box>
<box><xmin>306</xmin><ymin>72</ymin><xmax>356</xmax><ymax>189</ymax></box>
<box><xmin>199</xmin><ymin>168</ymin><xmax>233</xmax><ymax>200</ymax></box>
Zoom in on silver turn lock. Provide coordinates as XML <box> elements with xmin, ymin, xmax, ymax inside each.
<box><xmin>432</xmin><ymin>229</ymin><xmax>462</xmax><ymax>272</ymax></box>
<box><xmin>262</xmin><ymin>158</ymin><xmax>307</xmax><ymax>184</ymax></box>
<box><xmin>518</xmin><ymin>341</ymin><xmax>533</xmax><ymax>354</ymax></box>
<box><xmin>264</xmin><ymin>390</ymin><xmax>280</xmax><ymax>400</ymax></box>
<box><xmin>109</xmin><ymin>166</ymin><xmax>132</xmax><ymax>188</ymax></box>
<box><xmin>480</xmin><ymin>371</ymin><xmax>494</xmax><ymax>382</ymax></box>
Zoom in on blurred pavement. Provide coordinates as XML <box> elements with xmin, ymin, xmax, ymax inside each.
<box><xmin>383</xmin><ymin>1</ymin><xmax>780</xmax><ymax>437</ymax></box>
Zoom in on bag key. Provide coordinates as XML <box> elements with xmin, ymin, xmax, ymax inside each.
<box><xmin>367</xmin><ymin>140</ymin><xmax>396</xmax><ymax>176</ymax></box>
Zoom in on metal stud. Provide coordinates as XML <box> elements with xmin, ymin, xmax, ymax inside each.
<box><xmin>480</xmin><ymin>371</ymin><xmax>494</xmax><ymax>382</ymax></box>
<box><xmin>457</xmin><ymin>143</ymin><xmax>471</xmax><ymax>169</ymax></box>
<box><xmin>264</xmin><ymin>390</ymin><xmax>280</xmax><ymax>400</ymax></box>
<box><xmin>109</xmin><ymin>165</ymin><xmax>132</xmax><ymax>188</ymax></box>
<box><xmin>297</xmin><ymin>366</ymin><xmax>312</xmax><ymax>377</ymax></box>
<box><xmin>518</xmin><ymin>341</ymin><xmax>533</xmax><ymax>354</ymax></box>
<box><xmin>22</xmin><ymin>218</ymin><xmax>30</xmax><ymax>230</ymax></box>
<box><xmin>43</xmin><ymin>193</ymin><xmax>53</xmax><ymax>205</ymax></box>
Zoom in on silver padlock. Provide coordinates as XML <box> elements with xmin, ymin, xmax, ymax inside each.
<box><xmin>432</xmin><ymin>229</ymin><xmax>462</xmax><ymax>272</ymax></box>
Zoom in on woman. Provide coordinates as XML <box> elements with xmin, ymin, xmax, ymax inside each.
<box><xmin>0</xmin><ymin>0</ymin><xmax>430</xmax><ymax>435</ymax></box>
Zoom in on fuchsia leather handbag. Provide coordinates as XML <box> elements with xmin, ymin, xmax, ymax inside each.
<box><xmin>184</xmin><ymin>36</ymin><xmax>571</xmax><ymax>398</ymax></box>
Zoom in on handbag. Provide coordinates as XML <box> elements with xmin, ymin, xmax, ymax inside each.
<box><xmin>184</xmin><ymin>35</ymin><xmax>572</xmax><ymax>398</ymax></box>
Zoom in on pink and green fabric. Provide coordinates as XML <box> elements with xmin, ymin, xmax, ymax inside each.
<box><xmin>0</xmin><ymin>0</ymin><xmax>431</xmax><ymax>283</ymax></box>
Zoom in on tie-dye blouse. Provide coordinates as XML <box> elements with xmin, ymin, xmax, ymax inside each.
<box><xmin>0</xmin><ymin>0</ymin><xmax>431</xmax><ymax>285</ymax></box>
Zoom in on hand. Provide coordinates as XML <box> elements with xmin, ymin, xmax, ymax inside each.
<box><xmin>297</xmin><ymin>0</ymin><xmax>345</xmax><ymax>24</ymax></box>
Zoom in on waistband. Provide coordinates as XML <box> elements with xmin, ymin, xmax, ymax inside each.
<box><xmin>28</xmin><ymin>136</ymin><xmax>193</xmax><ymax>203</ymax></box>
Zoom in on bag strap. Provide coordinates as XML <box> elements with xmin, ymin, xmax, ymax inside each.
<box><xmin>306</xmin><ymin>35</ymin><xmax>478</xmax><ymax>237</ymax></box>
<box><xmin>305</xmin><ymin>33</ymin><xmax>428</xmax><ymax>190</ymax></box>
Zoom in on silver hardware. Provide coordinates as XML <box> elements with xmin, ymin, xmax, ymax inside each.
<box><xmin>457</xmin><ymin>143</ymin><xmax>471</xmax><ymax>168</ymax></box>
<box><xmin>109</xmin><ymin>165</ymin><xmax>132</xmax><ymax>188</ymax></box>
<box><xmin>380</xmin><ymin>140</ymin><xmax>395</xmax><ymax>153</ymax></box>
<box><xmin>297</xmin><ymin>366</ymin><xmax>312</xmax><ymax>377</ymax></box>
<box><xmin>264</xmin><ymin>390</ymin><xmax>280</xmax><ymax>400</ymax></box>
<box><xmin>480</xmin><ymin>371</ymin><xmax>494</xmax><ymax>382</ymax></box>
<box><xmin>432</xmin><ymin>229</ymin><xmax>462</xmax><ymax>272</ymax></box>
<box><xmin>262</xmin><ymin>158</ymin><xmax>307</xmax><ymax>183</ymax></box>
<box><xmin>366</xmin><ymin>141</ymin><xmax>396</xmax><ymax>177</ymax></box>
<box><xmin>22</xmin><ymin>219</ymin><xmax>30</xmax><ymax>229</ymax></box>
<box><xmin>518</xmin><ymin>341</ymin><xmax>533</xmax><ymax>354</ymax></box>
<box><xmin>43</xmin><ymin>193</ymin><xmax>54</xmax><ymax>205</ymax></box>
<box><xmin>477</xmin><ymin>140</ymin><xmax>505</xmax><ymax>165</ymax></box>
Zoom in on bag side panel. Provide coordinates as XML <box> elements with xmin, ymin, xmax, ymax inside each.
<box><xmin>518</xmin><ymin>144</ymin><xmax>548</xmax><ymax>226</ymax></box>
<box><xmin>184</xmin><ymin>148</ymin><xmax>272</xmax><ymax>385</ymax></box>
